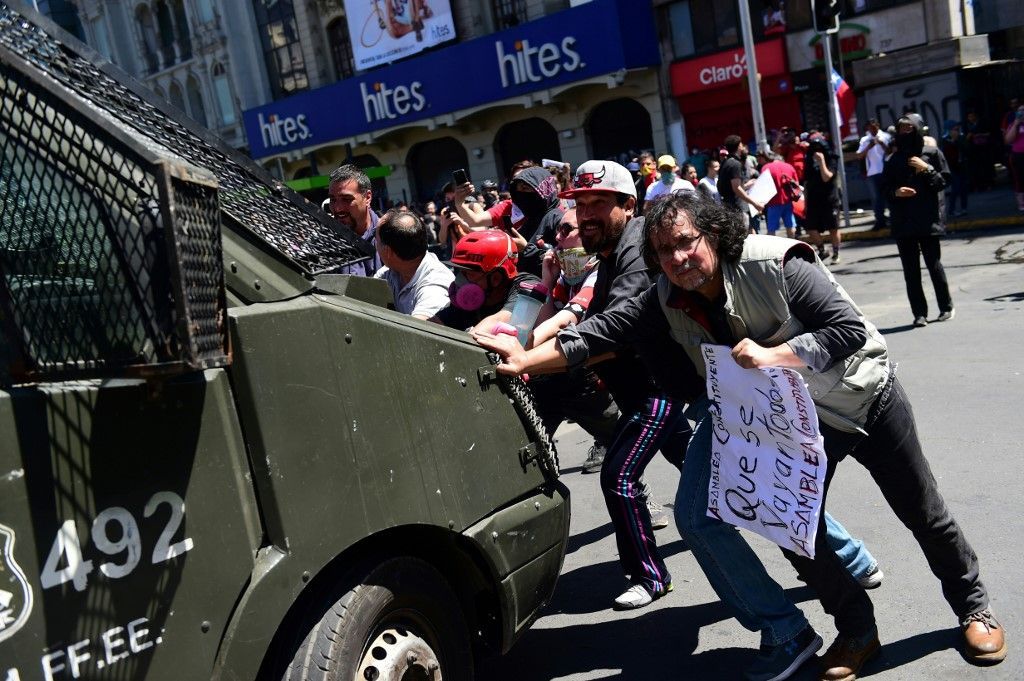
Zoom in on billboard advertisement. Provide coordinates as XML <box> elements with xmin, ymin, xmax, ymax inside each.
<box><xmin>344</xmin><ymin>0</ymin><xmax>457</xmax><ymax>70</ymax></box>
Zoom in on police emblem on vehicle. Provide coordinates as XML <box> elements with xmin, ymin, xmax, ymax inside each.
<box><xmin>0</xmin><ymin>523</ymin><xmax>33</xmax><ymax>643</ymax></box>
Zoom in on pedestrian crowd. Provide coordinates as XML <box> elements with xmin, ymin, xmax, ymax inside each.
<box><xmin>318</xmin><ymin>101</ymin><xmax>1009</xmax><ymax>678</ymax></box>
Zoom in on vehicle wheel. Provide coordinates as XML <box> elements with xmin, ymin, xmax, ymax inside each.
<box><xmin>284</xmin><ymin>557</ymin><xmax>473</xmax><ymax>681</ymax></box>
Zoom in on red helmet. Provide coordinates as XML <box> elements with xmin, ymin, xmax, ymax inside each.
<box><xmin>450</xmin><ymin>230</ymin><xmax>518</xmax><ymax>279</ymax></box>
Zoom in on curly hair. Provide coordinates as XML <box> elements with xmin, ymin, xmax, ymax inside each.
<box><xmin>642</xmin><ymin>192</ymin><xmax>748</xmax><ymax>268</ymax></box>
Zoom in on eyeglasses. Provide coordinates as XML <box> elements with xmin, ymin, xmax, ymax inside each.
<box><xmin>655</xmin><ymin>230</ymin><xmax>705</xmax><ymax>260</ymax></box>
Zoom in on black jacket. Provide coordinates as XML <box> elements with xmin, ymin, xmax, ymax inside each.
<box><xmin>882</xmin><ymin>115</ymin><xmax>951</xmax><ymax>238</ymax></box>
<box><xmin>507</xmin><ymin>167</ymin><xmax>563</xmax><ymax>276</ymax></box>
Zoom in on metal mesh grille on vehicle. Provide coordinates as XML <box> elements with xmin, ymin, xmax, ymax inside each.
<box><xmin>0</xmin><ymin>43</ymin><xmax>228</xmax><ymax>382</ymax></box>
<box><xmin>489</xmin><ymin>354</ymin><xmax>560</xmax><ymax>479</ymax></box>
<box><xmin>0</xmin><ymin>0</ymin><xmax>369</xmax><ymax>275</ymax></box>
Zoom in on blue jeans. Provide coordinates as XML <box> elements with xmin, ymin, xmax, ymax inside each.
<box><xmin>825</xmin><ymin>513</ymin><xmax>877</xmax><ymax>581</ymax></box>
<box><xmin>674</xmin><ymin>403</ymin><xmax>808</xmax><ymax>646</ymax></box>
<box><xmin>868</xmin><ymin>173</ymin><xmax>887</xmax><ymax>226</ymax></box>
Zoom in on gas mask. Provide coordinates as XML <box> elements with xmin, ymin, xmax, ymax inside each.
<box><xmin>448</xmin><ymin>271</ymin><xmax>486</xmax><ymax>311</ymax></box>
<box><xmin>556</xmin><ymin>247</ymin><xmax>591</xmax><ymax>286</ymax></box>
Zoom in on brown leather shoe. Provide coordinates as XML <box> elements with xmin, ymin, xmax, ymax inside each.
<box><xmin>818</xmin><ymin>631</ymin><xmax>881</xmax><ymax>681</ymax></box>
<box><xmin>962</xmin><ymin>609</ymin><xmax>1007</xmax><ymax>664</ymax></box>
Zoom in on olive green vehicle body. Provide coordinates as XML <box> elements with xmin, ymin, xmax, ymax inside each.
<box><xmin>0</xmin><ymin>3</ymin><xmax>570</xmax><ymax>678</ymax></box>
<box><xmin>0</xmin><ymin>278</ymin><xmax>569</xmax><ymax>681</ymax></box>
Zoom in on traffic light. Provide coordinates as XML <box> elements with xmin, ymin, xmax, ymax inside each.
<box><xmin>813</xmin><ymin>0</ymin><xmax>841</xmax><ymax>34</ymax></box>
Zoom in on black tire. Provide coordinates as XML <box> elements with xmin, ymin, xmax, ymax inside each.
<box><xmin>284</xmin><ymin>557</ymin><xmax>473</xmax><ymax>681</ymax></box>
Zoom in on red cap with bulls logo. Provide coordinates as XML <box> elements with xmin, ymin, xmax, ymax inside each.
<box><xmin>558</xmin><ymin>160</ymin><xmax>637</xmax><ymax>200</ymax></box>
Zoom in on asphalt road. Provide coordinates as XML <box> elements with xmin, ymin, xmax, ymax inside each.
<box><xmin>479</xmin><ymin>227</ymin><xmax>1024</xmax><ymax>681</ymax></box>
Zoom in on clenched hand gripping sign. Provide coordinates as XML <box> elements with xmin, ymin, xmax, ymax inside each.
<box><xmin>702</xmin><ymin>344</ymin><xmax>827</xmax><ymax>558</ymax></box>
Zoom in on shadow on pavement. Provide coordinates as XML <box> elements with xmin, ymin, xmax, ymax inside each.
<box><xmin>876</xmin><ymin>323</ymin><xmax>919</xmax><ymax>335</ymax></box>
<box><xmin>478</xmin><ymin>587</ymin><xmax>824</xmax><ymax>680</ymax></box>
<box><xmin>860</xmin><ymin>626</ymin><xmax>960</xmax><ymax>677</ymax></box>
<box><xmin>566</xmin><ymin>521</ymin><xmax>615</xmax><ymax>554</ymax></box>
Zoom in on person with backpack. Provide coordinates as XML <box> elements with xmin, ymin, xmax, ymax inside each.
<box><xmin>758</xmin><ymin>150</ymin><xmax>802</xmax><ymax>238</ymax></box>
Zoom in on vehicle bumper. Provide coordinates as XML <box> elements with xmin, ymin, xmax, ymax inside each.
<box><xmin>463</xmin><ymin>480</ymin><xmax>570</xmax><ymax>653</ymax></box>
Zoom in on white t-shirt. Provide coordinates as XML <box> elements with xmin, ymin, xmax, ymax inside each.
<box><xmin>375</xmin><ymin>252</ymin><xmax>455</xmax><ymax>318</ymax></box>
<box><xmin>856</xmin><ymin>131</ymin><xmax>892</xmax><ymax>176</ymax></box>
<box><xmin>645</xmin><ymin>177</ymin><xmax>694</xmax><ymax>203</ymax></box>
<box><xmin>697</xmin><ymin>176</ymin><xmax>720</xmax><ymax>203</ymax></box>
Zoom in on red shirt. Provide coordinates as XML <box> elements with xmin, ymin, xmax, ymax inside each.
<box><xmin>763</xmin><ymin>160</ymin><xmax>800</xmax><ymax>208</ymax></box>
<box><xmin>487</xmin><ymin>199</ymin><xmax>512</xmax><ymax>225</ymax></box>
<box><xmin>779</xmin><ymin>142</ymin><xmax>807</xmax><ymax>181</ymax></box>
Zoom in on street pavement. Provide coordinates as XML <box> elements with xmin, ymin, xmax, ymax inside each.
<box><xmin>479</xmin><ymin>224</ymin><xmax>1024</xmax><ymax>680</ymax></box>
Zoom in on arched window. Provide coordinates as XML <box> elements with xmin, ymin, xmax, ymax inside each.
<box><xmin>586</xmin><ymin>98</ymin><xmax>654</xmax><ymax>163</ymax></box>
<box><xmin>168</xmin><ymin>81</ymin><xmax>186</xmax><ymax>113</ymax></box>
<box><xmin>135</xmin><ymin>5</ymin><xmax>160</xmax><ymax>73</ymax></box>
<box><xmin>493</xmin><ymin>118</ymin><xmax>561</xmax><ymax>181</ymax></box>
<box><xmin>90</xmin><ymin>16</ymin><xmax>113</xmax><ymax>60</ymax></box>
<box><xmin>171</xmin><ymin>0</ymin><xmax>192</xmax><ymax>59</ymax></box>
<box><xmin>406</xmin><ymin>137</ymin><xmax>470</xmax><ymax>203</ymax></box>
<box><xmin>155</xmin><ymin>0</ymin><xmax>177</xmax><ymax>66</ymax></box>
<box><xmin>251</xmin><ymin>0</ymin><xmax>309</xmax><ymax>98</ymax></box>
<box><xmin>326</xmin><ymin>18</ymin><xmax>354</xmax><ymax>81</ymax></box>
<box><xmin>195</xmin><ymin>0</ymin><xmax>215</xmax><ymax>24</ymax></box>
<box><xmin>186</xmin><ymin>75</ymin><xmax>207</xmax><ymax>126</ymax></box>
<box><xmin>211</xmin><ymin>63</ymin><xmax>237</xmax><ymax>125</ymax></box>
<box><xmin>491</xmin><ymin>0</ymin><xmax>527</xmax><ymax>29</ymax></box>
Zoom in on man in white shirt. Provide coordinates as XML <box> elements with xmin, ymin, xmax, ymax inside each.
<box><xmin>374</xmin><ymin>210</ymin><xmax>455</xmax><ymax>319</ymax></box>
<box><xmin>856</xmin><ymin>118</ymin><xmax>892</xmax><ymax>229</ymax></box>
<box><xmin>643</xmin><ymin>154</ymin><xmax>694</xmax><ymax>213</ymax></box>
<box><xmin>697</xmin><ymin>159</ymin><xmax>721</xmax><ymax>203</ymax></box>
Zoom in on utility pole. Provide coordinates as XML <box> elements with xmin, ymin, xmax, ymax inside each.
<box><xmin>814</xmin><ymin>0</ymin><xmax>851</xmax><ymax>230</ymax></box>
<box><xmin>820</xmin><ymin>32</ymin><xmax>852</xmax><ymax>229</ymax></box>
<box><xmin>737</xmin><ymin>0</ymin><xmax>767</xmax><ymax>153</ymax></box>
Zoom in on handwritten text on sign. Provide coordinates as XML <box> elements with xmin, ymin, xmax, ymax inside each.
<box><xmin>702</xmin><ymin>344</ymin><xmax>827</xmax><ymax>558</ymax></box>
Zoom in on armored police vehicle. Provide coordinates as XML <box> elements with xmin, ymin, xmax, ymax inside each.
<box><xmin>0</xmin><ymin>2</ymin><xmax>568</xmax><ymax>679</ymax></box>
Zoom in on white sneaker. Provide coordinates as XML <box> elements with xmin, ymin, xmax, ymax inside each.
<box><xmin>613</xmin><ymin>582</ymin><xmax>671</xmax><ymax>610</ymax></box>
<box><xmin>858</xmin><ymin>564</ymin><xmax>884</xmax><ymax>590</ymax></box>
<box><xmin>647</xmin><ymin>499</ymin><xmax>670</xmax><ymax>530</ymax></box>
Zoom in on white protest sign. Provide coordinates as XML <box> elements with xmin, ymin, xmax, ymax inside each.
<box><xmin>747</xmin><ymin>167</ymin><xmax>777</xmax><ymax>217</ymax></box>
<box><xmin>702</xmin><ymin>344</ymin><xmax>827</xmax><ymax>558</ymax></box>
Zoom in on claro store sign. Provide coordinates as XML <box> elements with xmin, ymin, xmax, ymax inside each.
<box><xmin>671</xmin><ymin>39</ymin><xmax>787</xmax><ymax>97</ymax></box>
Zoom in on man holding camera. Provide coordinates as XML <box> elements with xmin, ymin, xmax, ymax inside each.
<box><xmin>856</xmin><ymin>119</ymin><xmax>892</xmax><ymax>229</ymax></box>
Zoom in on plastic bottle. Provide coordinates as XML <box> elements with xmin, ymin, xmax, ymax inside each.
<box><xmin>508</xmin><ymin>282</ymin><xmax>549</xmax><ymax>347</ymax></box>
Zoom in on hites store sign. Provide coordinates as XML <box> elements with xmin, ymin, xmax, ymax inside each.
<box><xmin>243</xmin><ymin>0</ymin><xmax>659</xmax><ymax>158</ymax></box>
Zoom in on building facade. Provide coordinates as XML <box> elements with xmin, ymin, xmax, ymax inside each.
<box><xmin>243</xmin><ymin>0</ymin><xmax>668</xmax><ymax>206</ymax></box>
<box><xmin>49</xmin><ymin>0</ymin><xmax>1024</xmax><ymax>207</ymax></box>
<box><xmin>70</xmin><ymin>0</ymin><xmax>340</xmax><ymax>150</ymax></box>
<box><xmin>651</xmin><ymin>0</ymin><xmax>1023</xmax><ymax>202</ymax></box>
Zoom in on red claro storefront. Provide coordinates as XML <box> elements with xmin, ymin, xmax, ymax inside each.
<box><xmin>671</xmin><ymin>38</ymin><xmax>800</xmax><ymax>152</ymax></box>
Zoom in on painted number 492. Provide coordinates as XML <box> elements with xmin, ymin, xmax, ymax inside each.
<box><xmin>40</xmin><ymin>491</ymin><xmax>194</xmax><ymax>592</ymax></box>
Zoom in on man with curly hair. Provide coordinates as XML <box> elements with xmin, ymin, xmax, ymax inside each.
<box><xmin>476</xmin><ymin>191</ymin><xmax>1006</xmax><ymax>680</ymax></box>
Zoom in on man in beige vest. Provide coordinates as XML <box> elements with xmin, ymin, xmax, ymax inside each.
<box><xmin>476</xmin><ymin>191</ymin><xmax>1005</xmax><ymax>681</ymax></box>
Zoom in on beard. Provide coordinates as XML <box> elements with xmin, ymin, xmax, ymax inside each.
<box><xmin>579</xmin><ymin>217</ymin><xmax>625</xmax><ymax>254</ymax></box>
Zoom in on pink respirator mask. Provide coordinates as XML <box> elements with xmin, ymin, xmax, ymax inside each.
<box><xmin>449</xmin><ymin>272</ymin><xmax>486</xmax><ymax>311</ymax></box>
